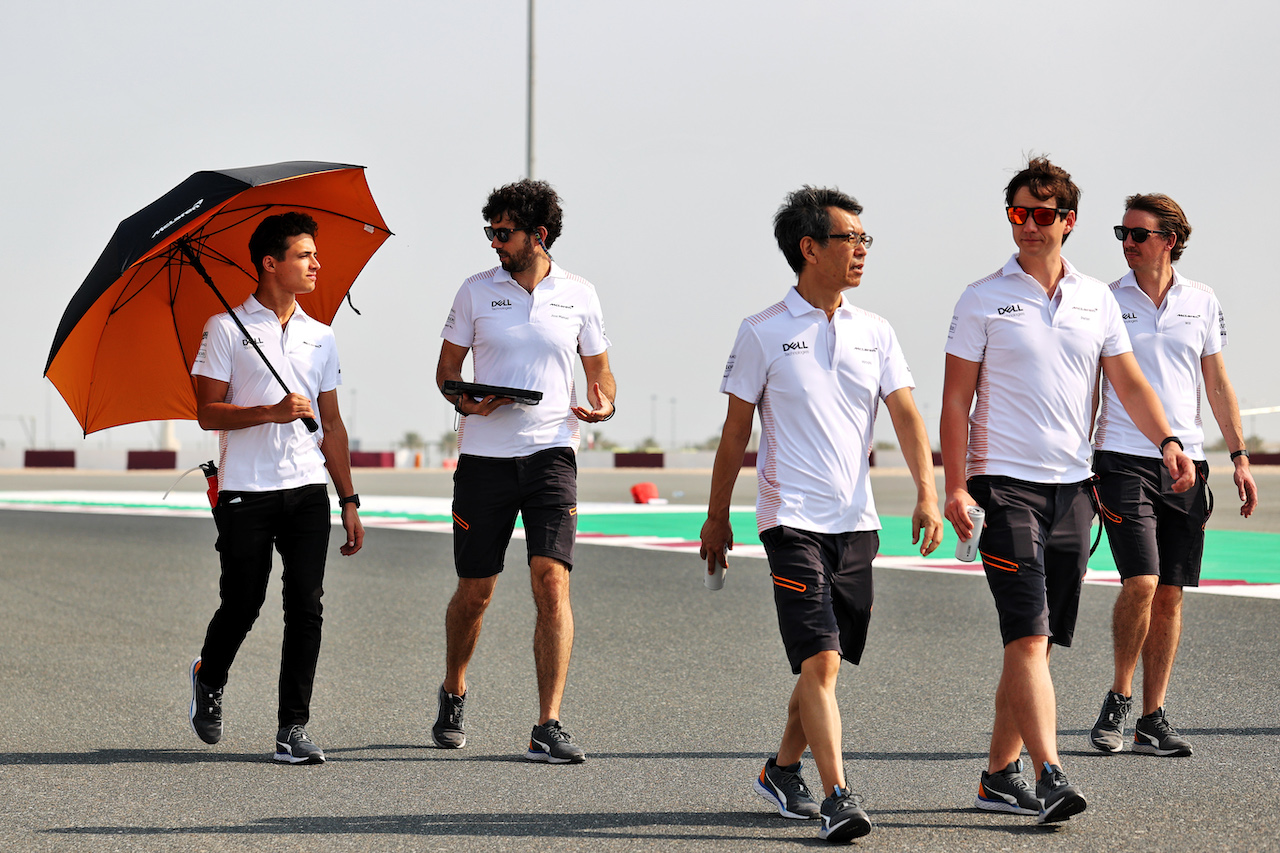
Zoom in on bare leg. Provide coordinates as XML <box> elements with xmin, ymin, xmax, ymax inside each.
<box><xmin>1110</xmin><ymin>575</ymin><xmax>1158</xmax><ymax>697</ymax></box>
<box><xmin>989</xmin><ymin>635</ymin><xmax>1058</xmax><ymax>774</ymax></box>
<box><xmin>787</xmin><ymin>650</ymin><xmax>845</xmax><ymax>796</ymax></box>
<box><xmin>442</xmin><ymin>575</ymin><xmax>499</xmax><ymax>696</ymax></box>
<box><xmin>1140</xmin><ymin>584</ymin><xmax>1184</xmax><ymax>715</ymax></box>
<box><xmin>530</xmin><ymin>556</ymin><xmax>573</xmax><ymax>724</ymax></box>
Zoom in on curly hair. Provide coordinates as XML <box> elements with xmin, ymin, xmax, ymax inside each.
<box><xmin>773</xmin><ymin>186</ymin><xmax>864</xmax><ymax>274</ymax></box>
<box><xmin>1125</xmin><ymin>193</ymin><xmax>1192</xmax><ymax>263</ymax></box>
<box><xmin>481</xmin><ymin>179</ymin><xmax>564</xmax><ymax>248</ymax></box>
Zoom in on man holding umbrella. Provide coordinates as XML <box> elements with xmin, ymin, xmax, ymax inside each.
<box><xmin>188</xmin><ymin>212</ymin><xmax>364</xmax><ymax>765</ymax></box>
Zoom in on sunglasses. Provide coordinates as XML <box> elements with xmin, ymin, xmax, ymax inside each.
<box><xmin>1006</xmin><ymin>206</ymin><xmax>1071</xmax><ymax>226</ymax></box>
<box><xmin>1113</xmin><ymin>226</ymin><xmax>1170</xmax><ymax>243</ymax></box>
<box><xmin>484</xmin><ymin>226</ymin><xmax>526</xmax><ymax>243</ymax></box>
<box><xmin>827</xmin><ymin>232</ymin><xmax>874</xmax><ymax>247</ymax></box>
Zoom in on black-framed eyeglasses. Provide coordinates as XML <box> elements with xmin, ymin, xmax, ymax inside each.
<box><xmin>827</xmin><ymin>232</ymin><xmax>874</xmax><ymax>247</ymax></box>
<box><xmin>484</xmin><ymin>226</ymin><xmax>525</xmax><ymax>243</ymax></box>
<box><xmin>1006</xmin><ymin>206</ymin><xmax>1070</xmax><ymax>226</ymax></box>
<box><xmin>1113</xmin><ymin>225</ymin><xmax>1170</xmax><ymax>243</ymax></box>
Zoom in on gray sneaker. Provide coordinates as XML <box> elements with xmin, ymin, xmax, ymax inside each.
<box><xmin>525</xmin><ymin>719</ymin><xmax>585</xmax><ymax>764</ymax></box>
<box><xmin>975</xmin><ymin>758</ymin><xmax>1041</xmax><ymax>815</ymax></box>
<box><xmin>274</xmin><ymin>725</ymin><xmax>325</xmax><ymax>765</ymax></box>
<box><xmin>431</xmin><ymin>685</ymin><xmax>466</xmax><ymax>749</ymax></box>
<box><xmin>1089</xmin><ymin>690</ymin><xmax>1132</xmax><ymax>753</ymax></box>
<box><xmin>818</xmin><ymin>785</ymin><xmax>872</xmax><ymax>842</ymax></box>
<box><xmin>1133</xmin><ymin>707</ymin><xmax>1193</xmax><ymax>757</ymax></box>
<box><xmin>1035</xmin><ymin>763</ymin><xmax>1087</xmax><ymax>824</ymax></box>
<box><xmin>754</xmin><ymin>757</ymin><xmax>821</xmax><ymax>819</ymax></box>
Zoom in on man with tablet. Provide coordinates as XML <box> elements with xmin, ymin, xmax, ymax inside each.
<box><xmin>432</xmin><ymin>179</ymin><xmax>615</xmax><ymax>763</ymax></box>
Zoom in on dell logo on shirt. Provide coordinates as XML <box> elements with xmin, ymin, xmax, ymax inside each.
<box><xmin>491</xmin><ymin>299</ymin><xmax>513</xmax><ymax>308</ymax></box>
<box><xmin>1122</xmin><ymin>312</ymin><xmax>1138</xmax><ymax>321</ymax></box>
<box><xmin>997</xmin><ymin>304</ymin><xmax>1024</xmax><ymax>315</ymax></box>
<box><xmin>782</xmin><ymin>341</ymin><xmax>809</xmax><ymax>352</ymax></box>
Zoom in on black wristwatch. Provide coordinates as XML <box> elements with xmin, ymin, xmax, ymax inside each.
<box><xmin>338</xmin><ymin>494</ymin><xmax>361</xmax><ymax>509</ymax></box>
<box><xmin>1160</xmin><ymin>436</ymin><xmax>1184</xmax><ymax>452</ymax></box>
<box><xmin>1231</xmin><ymin>449</ymin><xmax>1250</xmax><ymax>461</ymax></box>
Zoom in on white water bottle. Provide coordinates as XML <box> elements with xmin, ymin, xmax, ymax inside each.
<box><xmin>705</xmin><ymin>562</ymin><xmax>726</xmax><ymax>591</ymax></box>
<box><xmin>955</xmin><ymin>506</ymin><xmax>986</xmax><ymax>562</ymax></box>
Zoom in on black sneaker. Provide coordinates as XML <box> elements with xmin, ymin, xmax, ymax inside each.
<box><xmin>975</xmin><ymin>758</ymin><xmax>1041</xmax><ymax>815</ymax></box>
<box><xmin>525</xmin><ymin>719</ymin><xmax>586</xmax><ymax>764</ymax></box>
<box><xmin>274</xmin><ymin>725</ymin><xmax>325</xmax><ymax>764</ymax></box>
<box><xmin>188</xmin><ymin>658</ymin><xmax>223</xmax><ymax>745</ymax></box>
<box><xmin>431</xmin><ymin>685</ymin><xmax>466</xmax><ymax>749</ymax></box>
<box><xmin>1035</xmin><ymin>763</ymin><xmax>1087</xmax><ymax>824</ymax></box>
<box><xmin>1089</xmin><ymin>690</ymin><xmax>1132</xmax><ymax>753</ymax></box>
<box><xmin>818</xmin><ymin>785</ymin><xmax>872</xmax><ymax>842</ymax></box>
<box><xmin>1133</xmin><ymin>707</ymin><xmax>1193</xmax><ymax>757</ymax></box>
<box><xmin>754</xmin><ymin>757</ymin><xmax>821</xmax><ymax>819</ymax></box>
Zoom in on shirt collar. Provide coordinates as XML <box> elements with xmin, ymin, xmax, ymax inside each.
<box><xmin>494</xmin><ymin>260</ymin><xmax>566</xmax><ymax>288</ymax></box>
<box><xmin>239</xmin><ymin>294</ymin><xmax>313</xmax><ymax>324</ymax></box>
<box><xmin>1115</xmin><ymin>268</ymin><xmax>1185</xmax><ymax>292</ymax></box>
<box><xmin>1002</xmin><ymin>253</ymin><xmax>1082</xmax><ymax>291</ymax></box>
<box><xmin>784</xmin><ymin>286</ymin><xmax>852</xmax><ymax>318</ymax></box>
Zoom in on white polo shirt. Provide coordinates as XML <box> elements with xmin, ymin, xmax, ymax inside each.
<box><xmin>946</xmin><ymin>255</ymin><xmax>1131</xmax><ymax>484</ymax></box>
<box><xmin>1094</xmin><ymin>269</ymin><xmax>1226</xmax><ymax>461</ymax></box>
<box><xmin>191</xmin><ymin>295</ymin><xmax>340</xmax><ymax>492</ymax></box>
<box><xmin>442</xmin><ymin>262</ymin><xmax>610</xmax><ymax>458</ymax></box>
<box><xmin>721</xmin><ymin>287</ymin><xmax>915</xmax><ymax>535</ymax></box>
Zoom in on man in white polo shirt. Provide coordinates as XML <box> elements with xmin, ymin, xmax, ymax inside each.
<box><xmin>942</xmin><ymin>158</ymin><xmax>1195</xmax><ymax>823</ymax></box>
<box><xmin>188</xmin><ymin>212</ymin><xmax>364</xmax><ymax>765</ymax></box>
<box><xmin>1088</xmin><ymin>193</ymin><xmax>1258</xmax><ymax>757</ymax></box>
<box><xmin>700</xmin><ymin>186</ymin><xmax>943</xmax><ymax>843</ymax></box>
<box><xmin>432</xmin><ymin>179</ymin><xmax>615</xmax><ymax>764</ymax></box>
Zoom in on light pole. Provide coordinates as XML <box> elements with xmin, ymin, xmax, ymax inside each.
<box><xmin>526</xmin><ymin>0</ymin><xmax>535</xmax><ymax>179</ymax></box>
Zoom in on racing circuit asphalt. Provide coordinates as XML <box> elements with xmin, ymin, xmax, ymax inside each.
<box><xmin>1</xmin><ymin>466</ymin><xmax>1278</xmax><ymax>851</ymax></box>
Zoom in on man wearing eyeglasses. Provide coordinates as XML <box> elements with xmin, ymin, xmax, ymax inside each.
<box><xmin>941</xmin><ymin>158</ymin><xmax>1195</xmax><ymax>824</ymax></box>
<box><xmin>701</xmin><ymin>186</ymin><xmax>943</xmax><ymax>843</ymax></box>
<box><xmin>431</xmin><ymin>179</ymin><xmax>615</xmax><ymax>764</ymax></box>
<box><xmin>1087</xmin><ymin>194</ymin><xmax>1258</xmax><ymax>758</ymax></box>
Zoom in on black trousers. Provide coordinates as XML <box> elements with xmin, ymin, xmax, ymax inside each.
<box><xmin>200</xmin><ymin>484</ymin><xmax>330</xmax><ymax>728</ymax></box>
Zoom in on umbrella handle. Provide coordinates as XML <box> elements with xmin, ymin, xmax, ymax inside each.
<box><xmin>302</xmin><ymin>417</ymin><xmax>319</xmax><ymax>432</ymax></box>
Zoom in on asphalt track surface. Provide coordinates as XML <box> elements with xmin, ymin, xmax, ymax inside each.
<box><xmin>2</xmin><ymin>468</ymin><xmax>1279</xmax><ymax>852</ymax></box>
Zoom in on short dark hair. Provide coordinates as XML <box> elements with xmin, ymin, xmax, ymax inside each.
<box><xmin>1125</xmin><ymin>193</ymin><xmax>1192</xmax><ymax>263</ymax></box>
<box><xmin>249</xmin><ymin>212</ymin><xmax>318</xmax><ymax>274</ymax></box>
<box><xmin>1005</xmin><ymin>156</ymin><xmax>1080</xmax><ymax>243</ymax></box>
<box><xmin>481</xmin><ymin>179</ymin><xmax>564</xmax><ymax>248</ymax></box>
<box><xmin>773</xmin><ymin>186</ymin><xmax>864</xmax><ymax>274</ymax></box>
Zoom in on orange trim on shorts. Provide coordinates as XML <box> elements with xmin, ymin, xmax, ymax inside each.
<box><xmin>1098</xmin><ymin>498</ymin><xmax>1123</xmax><ymax>524</ymax></box>
<box><xmin>771</xmin><ymin>573</ymin><xmax>807</xmax><ymax>593</ymax></box>
<box><xmin>981</xmin><ymin>551</ymin><xmax>1019</xmax><ymax>573</ymax></box>
<box><xmin>452</xmin><ymin>513</ymin><xmax>469</xmax><ymax>530</ymax></box>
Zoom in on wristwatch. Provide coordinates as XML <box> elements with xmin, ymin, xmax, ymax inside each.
<box><xmin>1231</xmin><ymin>449</ymin><xmax>1250</xmax><ymax>461</ymax></box>
<box><xmin>338</xmin><ymin>494</ymin><xmax>361</xmax><ymax>509</ymax></box>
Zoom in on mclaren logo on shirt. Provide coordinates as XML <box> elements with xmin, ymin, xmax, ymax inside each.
<box><xmin>723</xmin><ymin>354</ymin><xmax>736</xmax><ymax>379</ymax></box>
<box><xmin>782</xmin><ymin>340</ymin><xmax>810</xmax><ymax>354</ymax></box>
<box><xmin>997</xmin><ymin>304</ymin><xmax>1024</xmax><ymax>315</ymax></box>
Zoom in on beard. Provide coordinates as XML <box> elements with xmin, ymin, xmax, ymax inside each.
<box><xmin>498</xmin><ymin>238</ymin><xmax>536</xmax><ymax>273</ymax></box>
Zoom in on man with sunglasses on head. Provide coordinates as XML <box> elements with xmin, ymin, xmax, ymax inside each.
<box><xmin>701</xmin><ymin>186</ymin><xmax>943</xmax><ymax>843</ymax></box>
<box><xmin>1087</xmin><ymin>194</ymin><xmax>1257</xmax><ymax>758</ymax></box>
<box><xmin>432</xmin><ymin>179</ymin><xmax>615</xmax><ymax>764</ymax></box>
<box><xmin>941</xmin><ymin>158</ymin><xmax>1195</xmax><ymax>824</ymax></box>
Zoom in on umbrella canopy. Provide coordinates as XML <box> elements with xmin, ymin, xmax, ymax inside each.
<box><xmin>44</xmin><ymin>161</ymin><xmax>392</xmax><ymax>435</ymax></box>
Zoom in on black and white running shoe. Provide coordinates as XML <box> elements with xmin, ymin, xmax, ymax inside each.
<box><xmin>1036</xmin><ymin>763</ymin><xmax>1087</xmax><ymax>824</ymax></box>
<box><xmin>754</xmin><ymin>756</ymin><xmax>820</xmax><ymax>819</ymax></box>
<box><xmin>975</xmin><ymin>758</ymin><xmax>1041</xmax><ymax>815</ymax></box>
<box><xmin>818</xmin><ymin>785</ymin><xmax>872</xmax><ymax>842</ymax></box>
<box><xmin>189</xmin><ymin>657</ymin><xmax>223</xmax><ymax>745</ymax></box>
<box><xmin>1133</xmin><ymin>707</ymin><xmax>1193</xmax><ymax>757</ymax></box>
<box><xmin>525</xmin><ymin>719</ymin><xmax>585</xmax><ymax>764</ymax></box>
<box><xmin>274</xmin><ymin>725</ymin><xmax>325</xmax><ymax>765</ymax></box>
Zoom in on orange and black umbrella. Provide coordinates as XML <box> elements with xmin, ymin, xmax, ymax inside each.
<box><xmin>44</xmin><ymin>161</ymin><xmax>392</xmax><ymax>435</ymax></box>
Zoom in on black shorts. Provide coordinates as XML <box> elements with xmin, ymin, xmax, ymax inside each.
<box><xmin>1094</xmin><ymin>450</ymin><xmax>1210</xmax><ymax>587</ymax></box>
<box><xmin>451</xmin><ymin>447</ymin><xmax>578</xmax><ymax>578</ymax></box>
<box><xmin>967</xmin><ymin>476</ymin><xmax>1094</xmax><ymax>648</ymax></box>
<box><xmin>759</xmin><ymin>526</ymin><xmax>877</xmax><ymax>675</ymax></box>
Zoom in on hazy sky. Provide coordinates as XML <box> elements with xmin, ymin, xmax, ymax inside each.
<box><xmin>4</xmin><ymin>1</ymin><xmax>1278</xmax><ymax>457</ymax></box>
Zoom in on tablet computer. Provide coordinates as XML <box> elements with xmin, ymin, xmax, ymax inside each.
<box><xmin>443</xmin><ymin>380</ymin><xmax>543</xmax><ymax>406</ymax></box>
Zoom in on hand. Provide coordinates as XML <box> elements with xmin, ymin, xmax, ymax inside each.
<box><xmin>1163</xmin><ymin>446</ymin><xmax>1196</xmax><ymax>494</ymax></box>
<box><xmin>572</xmin><ymin>382</ymin><xmax>614</xmax><ymax>423</ymax></box>
<box><xmin>1235</xmin><ymin>461</ymin><xmax>1259</xmax><ymax>518</ymax></box>
<box><xmin>271</xmin><ymin>393</ymin><xmax>314</xmax><ymax>424</ymax></box>
<box><xmin>339</xmin><ymin>503</ymin><xmax>364</xmax><ymax>556</ymax></box>
<box><xmin>944</xmin><ymin>487</ymin><xmax>978</xmax><ymax>541</ymax></box>
<box><xmin>456</xmin><ymin>394</ymin><xmax>514</xmax><ymax>417</ymax></box>
<box><xmin>699</xmin><ymin>515</ymin><xmax>732</xmax><ymax>577</ymax></box>
<box><xmin>912</xmin><ymin>498</ymin><xmax>945</xmax><ymax>556</ymax></box>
